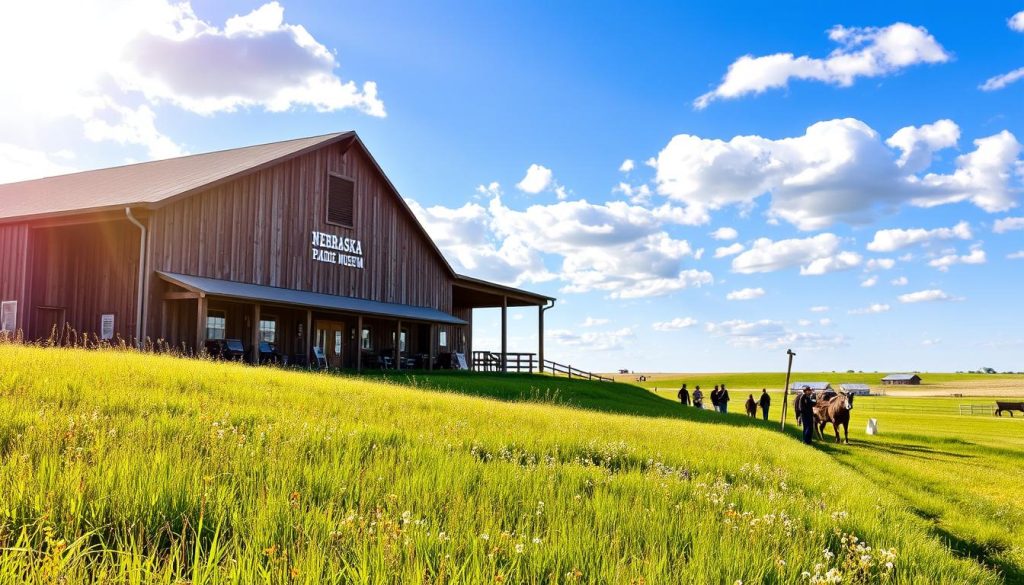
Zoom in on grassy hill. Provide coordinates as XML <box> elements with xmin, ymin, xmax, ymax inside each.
<box><xmin>0</xmin><ymin>345</ymin><xmax>1017</xmax><ymax>583</ymax></box>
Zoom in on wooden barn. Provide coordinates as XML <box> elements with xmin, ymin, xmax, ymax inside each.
<box><xmin>838</xmin><ymin>383</ymin><xmax>872</xmax><ymax>396</ymax></box>
<box><xmin>881</xmin><ymin>374</ymin><xmax>922</xmax><ymax>385</ymax></box>
<box><xmin>0</xmin><ymin>132</ymin><xmax>554</xmax><ymax>371</ymax></box>
<box><xmin>790</xmin><ymin>381</ymin><xmax>833</xmax><ymax>392</ymax></box>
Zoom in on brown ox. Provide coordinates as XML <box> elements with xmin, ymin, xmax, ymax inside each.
<box><xmin>814</xmin><ymin>392</ymin><xmax>854</xmax><ymax>444</ymax></box>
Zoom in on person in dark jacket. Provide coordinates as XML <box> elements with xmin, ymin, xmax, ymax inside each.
<box><xmin>677</xmin><ymin>384</ymin><xmax>690</xmax><ymax>406</ymax></box>
<box><xmin>798</xmin><ymin>386</ymin><xmax>817</xmax><ymax>444</ymax></box>
<box><xmin>744</xmin><ymin>394</ymin><xmax>757</xmax><ymax>417</ymax></box>
<box><xmin>719</xmin><ymin>384</ymin><xmax>730</xmax><ymax>414</ymax></box>
<box><xmin>758</xmin><ymin>388</ymin><xmax>771</xmax><ymax>420</ymax></box>
<box><xmin>710</xmin><ymin>385</ymin><xmax>721</xmax><ymax>412</ymax></box>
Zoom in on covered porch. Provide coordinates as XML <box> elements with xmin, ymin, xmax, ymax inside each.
<box><xmin>156</xmin><ymin>272</ymin><xmax>467</xmax><ymax>370</ymax></box>
<box><xmin>452</xmin><ymin>275</ymin><xmax>555</xmax><ymax>373</ymax></box>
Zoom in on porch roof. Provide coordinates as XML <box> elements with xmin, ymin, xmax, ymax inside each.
<box><xmin>158</xmin><ymin>271</ymin><xmax>467</xmax><ymax>325</ymax></box>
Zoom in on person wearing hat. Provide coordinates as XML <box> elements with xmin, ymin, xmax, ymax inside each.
<box><xmin>798</xmin><ymin>385</ymin><xmax>817</xmax><ymax>444</ymax></box>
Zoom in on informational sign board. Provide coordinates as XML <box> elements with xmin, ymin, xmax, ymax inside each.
<box><xmin>312</xmin><ymin>346</ymin><xmax>327</xmax><ymax>368</ymax></box>
<box><xmin>0</xmin><ymin>301</ymin><xmax>15</xmax><ymax>332</ymax></box>
<box><xmin>454</xmin><ymin>352</ymin><xmax>468</xmax><ymax>370</ymax></box>
<box><xmin>100</xmin><ymin>314</ymin><xmax>115</xmax><ymax>340</ymax></box>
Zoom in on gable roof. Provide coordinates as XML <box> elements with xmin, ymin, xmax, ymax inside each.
<box><xmin>839</xmin><ymin>383</ymin><xmax>871</xmax><ymax>390</ymax></box>
<box><xmin>789</xmin><ymin>381</ymin><xmax>832</xmax><ymax>391</ymax></box>
<box><xmin>882</xmin><ymin>373</ymin><xmax>921</xmax><ymax>381</ymax></box>
<box><xmin>0</xmin><ymin>132</ymin><xmax>354</xmax><ymax>222</ymax></box>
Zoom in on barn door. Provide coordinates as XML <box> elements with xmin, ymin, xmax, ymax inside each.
<box><xmin>314</xmin><ymin>319</ymin><xmax>346</xmax><ymax>368</ymax></box>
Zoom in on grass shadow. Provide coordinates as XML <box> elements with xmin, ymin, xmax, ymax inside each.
<box><xmin>930</xmin><ymin>525</ymin><xmax>1022</xmax><ymax>584</ymax></box>
<box><xmin>347</xmin><ymin>369</ymin><xmax>808</xmax><ymax>438</ymax></box>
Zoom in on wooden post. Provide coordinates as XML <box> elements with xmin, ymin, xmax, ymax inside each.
<box><xmin>356</xmin><ymin>315</ymin><xmax>363</xmax><ymax>372</ymax></box>
<box><xmin>395</xmin><ymin>320</ymin><xmax>401</xmax><ymax>370</ymax></box>
<box><xmin>537</xmin><ymin>304</ymin><xmax>544</xmax><ymax>373</ymax></box>
<box><xmin>780</xmin><ymin>349</ymin><xmax>796</xmax><ymax>431</ymax></box>
<box><xmin>251</xmin><ymin>303</ymin><xmax>261</xmax><ymax>364</ymax></box>
<box><xmin>305</xmin><ymin>309</ymin><xmax>313</xmax><ymax>368</ymax></box>
<box><xmin>500</xmin><ymin>296</ymin><xmax>507</xmax><ymax>373</ymax></box>
<box><xmin>428</xmin><ymin>323</ymin><xmax>436</xmax><ymax>371</ymax></box>
<box><xmin>195</xmin><ymin>295</ymin><xmax>207</xmax><ymax>355</ymax></box>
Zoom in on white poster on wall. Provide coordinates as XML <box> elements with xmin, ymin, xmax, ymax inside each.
<box><xmin>0</xmin><ymin>301</ymin><xmax>16</xmax><ymax>332</ymax></box>
<box><xmin>100</xmin><ymin>314</ymin><xmax>115</xmax><ymax>340</ymax></box>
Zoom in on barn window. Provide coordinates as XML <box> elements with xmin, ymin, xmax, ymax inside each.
<box><xmin>258</xmin><ymin>317</ymin><xmax>277</xmax><ymax>343</ymax></box>
<box><xmin>0</xmin><ymin>301</ymin><xmax>16</xmax><ymax>332</ymax></box>
<box><xmin>361</xmin><ymin>327</ymin><xmax>372</xmax><ymax>350</ymax></box>
<box><xmin>326</xmin><ymin>174</ymin><xmax>355</xmax><ymax>227</ymax></box>
<box><xmin>206</xmin><ymin>310</ymin><xmax>226</xmax><ymax>340</ymax></box>
<box><xmin>438</xmin><ymin>330</ymin><xmax>447</xmax><ymax>347</ymax></box>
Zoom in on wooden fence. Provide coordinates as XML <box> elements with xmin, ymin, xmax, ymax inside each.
<box><xmin>470</xmin><ymin>351</ymin><xmax>614</xmax><ymax>382</ymax></box>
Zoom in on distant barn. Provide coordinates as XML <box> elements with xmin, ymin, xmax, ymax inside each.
<box><xmin>882</xmin><ymin>374</ymin><xmax>922</xmax><ymax>385</ymax></box>
<box><xmin>839</xmin><ymin>383</ymin><xmax>871</xmax><ymax>396</ymax></box>
<box><xmin>790</xmin><ymin>381</ymin><xmax>833</xmax><ymax>392</ymax></box>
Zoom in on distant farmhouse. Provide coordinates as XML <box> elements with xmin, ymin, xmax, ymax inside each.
<box><xmin>839</xmin><ymin>383</ymin><xmax>871</xmax><ymax>396</ymax></box>
<box><xmin>882</xmin><ymin>374</ymin><xmax>922</xmax><ymax>385</ymax></box>
<box><xmin>790</xmin><ymin>381</ymin><xmax>833</xmax><ymax>392</ymax></box>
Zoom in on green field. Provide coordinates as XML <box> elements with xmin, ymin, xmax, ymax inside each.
<box><xmin>631</xmin><ymin>371</ymin><xmax>1024</xmax><ymax>391</ymax></box>
<box><xmin>0</xmin><ymin>344</ymin><xmax>1021</xmax><ymax>583</ymax></box>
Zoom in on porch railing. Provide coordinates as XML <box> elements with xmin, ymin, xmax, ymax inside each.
<box><xmin>471</xmin><ymin>351</ymin><xmax>614</xmax><ymax>382</ymax></box>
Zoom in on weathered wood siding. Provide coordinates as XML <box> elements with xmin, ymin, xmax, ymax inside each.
<box><xmin>146</xmin><ymin>141</ymin><xmax>454</xmax><ymax>338</ymax></box>
<box><xmin>28</xmin><ymin>221</ymin><xmax>140</xmax><ymax>340</ymax></box>
<box><xmin>0</xmin><ymin>223</ymin><xmax>29</xmax><ymax>332</ymax></box>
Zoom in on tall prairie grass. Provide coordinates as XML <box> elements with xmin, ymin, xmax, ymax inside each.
<box><xmin>0</xmin><ymin>344</ymin><xmax>1003</xmax><ymax>583</ymax></box>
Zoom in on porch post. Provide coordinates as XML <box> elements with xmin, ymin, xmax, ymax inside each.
<box><xmin>356</xmin><ymin>315</ymin><xmax>363</xmax><ymax>372</ymax></box>
<box><xmin>429</xmin><ymin>323</ymin><xmax>436</xmax><ymax>371</ymax></box>
<box><xmin>538</xmin><ymin>304</ymin><xmax>544</xmax><ymax>374</ymax></box>
<box><xmin>195</xmin><ymin>295</ymin><xmax>207</xmax><ymax>355</ymax></box>
<box><xmin>501</xmin><ymin>296</ymin><xmax>508</xmax><ymax>373</ymax></box>
<box><xmin>250</xmin><ymin>303</ymin><xmax>261</xmax><ymax>364</ymax></box>
<box><xmin>395</xmin><ymin>319</ymin><xmax>402</xmax><ymax>370</ymax></box>
<box><xmin>305</xmin><ymin>309</ymin><xmax>313</xmax><ymax>368</ymax></box>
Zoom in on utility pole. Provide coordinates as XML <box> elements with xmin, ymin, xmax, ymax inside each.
<box><xmin>780</xmin><ymin>349</ymin><xmax>795</xmax><ymax>431</ymax></box>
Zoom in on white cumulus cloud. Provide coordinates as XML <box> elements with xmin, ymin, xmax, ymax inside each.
<box><xmin>714</xmin><ymin>242</ymin><xmax>745</xmax><ymax>258</ymax></box>
<box><xmin>619</xmin><ymin>159</ymin><xmax>635</xmax><ymax>173</ymax></box>
<box><xmin>731</xmin><ymin>233</ymin><xmax>860</xmax><ymax>275</ymax></box>
<box><xmin>891</xmin><ymin>276</ymin><xmax>909</xmax><ymax>286</ymax></box>
<box><xmin>1008</xmin><ymin>251</ymin><xmax>1024</xmax><ymax>259</ymax></box>
<box><xmin>581</xmin><ymin>317</ymin><xmax>610</xmax><ymax>327</ymax></box>
<box><xmin>0</xmin><ymin>1</ymin><xmax>384</xmax><ymax>162</ymax></box>
<box><xmin>650</xmin><ymin>119</ymin><xmax>1023</xmax><ymax>230</ymax></box>
<box><xmin>516</xmin><ymin>164</ymin><xmax>554</xmax><ymax>194</ymax></box>
<box><xmin>898</xmin><ymin>289</ymin><xmax>962</xmax><ymax>303</ymax></box>
<box><xmin>866</xmin><ymin>221</ymin><xmax>972</xmax><ymax>252</ymax></box>
<box><xmin>993</xmin><ymin>217</ymin><xmax>1024</xmax><ymax>233</ymax></box>
<box><xmin>726</xmin><ymin>287</ymin><xmax>766</xmax><ymax>301</ymax></box>
<box><xmin>550</xmin><ymin>327</ymin><xmax>634</xmax><ymax>351</ymax></box>
<box><xmin>704</xmin><ymin>319</ymin><xmax>846</xmax><ymax>350</ymax></box>
<box><xmin>980</xmin><ymin>12</ymin><xmax>1024</xmax><ymax>91</ymax></box>
<box><xmin>810</xmin><ymin>305</ymin><xmax>830</xmax><ymax>313</ymax></box>
<box><xmin>695</xmin><ymin>23</ymin><xmax>949</xmax><ymax>108</ymax></box>
<box><xmin>849</xmin><ymin>303</ymin><xmax>891</xmax><ymax>314</ymax></box>
<box><xmin>928</xmin><ymin>247</ymin><xmax>986</xmax><ymax>271</ymax></box>
<box><xmin>861</xmin><ymin>276</ymin><xmax>878</xmax><ymax>287</ymax></box>
<box><xmin>411</xmin><ymin>192</ymin><xmax>713</xmax><ymax>299</ymax></box>
<box><xmin>652</xmin><ymin>317</ymin><xmax>698</xmax><ymax>331</ymax></box>
<box><xmin>711</xmin><ymin>227</ymin><xmax>739</xmax><ymax>240</ymax></box>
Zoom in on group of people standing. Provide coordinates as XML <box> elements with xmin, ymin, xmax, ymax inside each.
<box><xmin>674</xmin><ymin>382</ymin><xmax>824</xmax><ymax>445</ymax></box>
<box><xmin>676</xmin><ymin>383</ymin><xmax>772</xmax><ymax>420</ymax></box>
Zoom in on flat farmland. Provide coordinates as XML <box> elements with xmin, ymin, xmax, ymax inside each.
<box><xmin>623</xmin><ymin>371</ymin><xmax>1024</xmax><ymax>397</ymax></box>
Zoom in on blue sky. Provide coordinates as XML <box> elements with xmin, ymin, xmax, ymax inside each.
<box><xmin>1</xmin><ymin>1</ymin><xmax>1022</xmax><ymax>372</ymax></box>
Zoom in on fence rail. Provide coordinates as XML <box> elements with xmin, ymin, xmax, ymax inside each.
<box><xmin>470</xmin><ymin>351</ymin><xmax>614</xmax><ymax>382</ymax></box>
